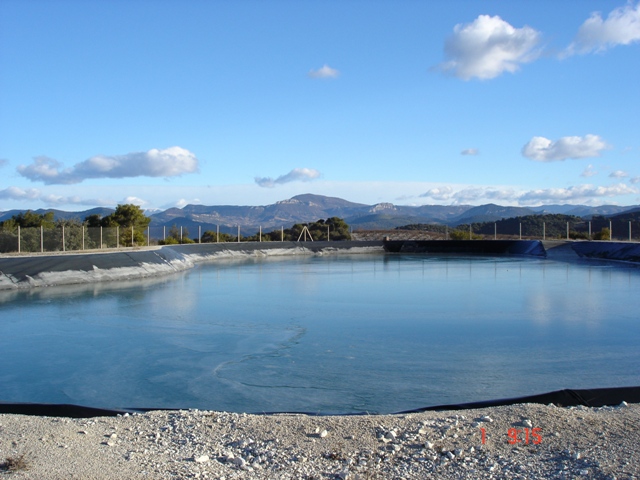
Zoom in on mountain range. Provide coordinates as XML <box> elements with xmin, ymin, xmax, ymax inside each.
<box><xmin>1</xmin><ymin>194</ymin><xmax>639</xmax><ymax>233</ymax></box>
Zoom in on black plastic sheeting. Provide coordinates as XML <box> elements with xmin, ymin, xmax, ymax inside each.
<box><xmin>383</xmin><ymin>240</ymin><xmax>546</xmax><ymax>256</ymax></box>
<box><xmin>397</xmin><ymin>386</ymin><xmax>640</xmax><ymax>414</ymax></box>
<box><xmin>1</xmin><ymin>387</ymin><xmax>638</xmax><ymax>418</ymax></box>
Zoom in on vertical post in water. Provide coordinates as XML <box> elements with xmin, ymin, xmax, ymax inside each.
<box><xmin>281</xmin><ymin>226</ymin><xmax>284</xmax><ymax>242</ymax></box>
<box><xmin>629</xmin><ymin>221</ymin><xmax>632</xmax><ymax>242</ymax></box>
<box><xmin>100</xmin><ymin>226</ymin><xmax>103</xmax><ymax>249</ymax></box>
<box><xmin>237</xmin><ymin>225</ymin><xmax>240</xmax><ymax>242</ymax></box>
<box><xmin>566</xmin><ymin>222</ymin><xmax>569</xmax><ymax>240</ymax></box>
<box><xmin>163</xmin><ymin>226</ymin><xmax>166</xmax><ymax>241</ymax></box>
<box><xmin>543</xmin><ymin>222</ymin><xmax>546</xmax><ymax>241</ymax></box>
<box><xmin>519</xmin><ymin>223</ymin><xmax>522</xmax><ymax>240</ymax></box>
<box><xmin>40</xmin><ymin>225</ymin><xmax>44</xmax><ymax>252</ymax></box>
<box><xmin>62</xmin><ymin>225</ymin><xmax>66</xmax><ymax>252</ymax></box>
<box><xmin>494</xmin><ymin>223</ymin><xmax>497</xmax><ymax>240</ymax></box>
<box><xmin>259</xmin><ymin>226</ymin><xmax>262</xmax><ymax>242</ymax></box>
<box><xmin>180</xmin><ymin>226</ymin><xmax>183</xmax><ymax>242</ymax></box>
<box><xmin>17</xmin><ymin>226</ymin><xmax>20</xmax><ymax>253</ymax></box>
<box><xmin>216</xmin><ymin>225</ymin><xmax>219</xmax><ymax>243</ymax></box>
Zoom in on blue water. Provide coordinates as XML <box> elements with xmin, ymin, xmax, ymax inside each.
<box><xmin>1</xmin><ymin>254</ymin><xmax>639</xmax><ymax>413</ymax></box>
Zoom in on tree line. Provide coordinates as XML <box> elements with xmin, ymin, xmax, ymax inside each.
<box><xmin>1</xmin><ymin>207</ymin><xmax>352</xmax><ymax>252</ymax></box>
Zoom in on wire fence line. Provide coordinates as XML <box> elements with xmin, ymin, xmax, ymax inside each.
<box><xmin>0</xmin><ymin>224</ymin><xmax>330</xmax><ymax>254</ymax></box>
<box><xmin>0</xmin><ymin>220</ymin><xmax>637</xmax><ymax>254</ymax></box>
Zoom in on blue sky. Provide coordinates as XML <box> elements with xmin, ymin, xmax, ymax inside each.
<box><xmin>1</xmin><ymin>0</ymin><xmax>639</xmax><ymax>211</ymax></box>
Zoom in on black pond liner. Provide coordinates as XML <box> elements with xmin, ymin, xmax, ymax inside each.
<box><xmin>1</xmin><ymin>386</ymin><xmax>639</xmax><ymax>418</ymax></box>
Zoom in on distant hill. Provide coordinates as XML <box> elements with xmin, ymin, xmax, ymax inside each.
<box><xmin>2</xmin><ymin>194</ymin><xmax>640</xmax><ymax>233</ymax></box>
<box><xmin>452</xmin><ymin>204</ymin><xmax>536</xmax><ymax>225</ymax></box>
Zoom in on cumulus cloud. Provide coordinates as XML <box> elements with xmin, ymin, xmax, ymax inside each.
<box><xmin>419</xmin><ymin>186</ymin><xmax>455</xmax><ymax>201</ymax></box>
<box><xmin>461</xmin><ymin>148</ymin><xmax>479</xmax><ymax>156</ymax></box>
<box><xmin>255</xmin><ymin>168</ymin><xmax>321</xmax><ymax>188</ymax></box>
<box><xmin>0</xmin><ymin>186</ymin><xmax>110</xmax><ymax>206</ymax></box>
<box><xmin>122</xmin><ymin>196</ymin><xmax>148</xmax><ymax>206</ymax></box>
<box><xmin>522</xmin><ymin>134</ymin><xmax>609</xmax><ymax>162</ymax></box>
<box><xmin>519</xmin><ymin>183</ymin><xmax>638</xmax><ymax>204</ymax></box>
<box><xmin>308</xmin><ymin>64</ymin><xmax>340</xmax><ymax>79</ymax></box>
<box><xmin>566</xmin><ymin>2</ymin><xmax>640</xmax><ymax>55</ymax></box>
<box><xmin>17</xmin><ymin>147</ymin><xmax>199</xmax><ymax>184</ymax></box>
<box><xmin>581</xmin><ymin>164</ymin><xmax>598</xmax><ymax>177</ymax></box>
<box><xmin>609</xmin><ymin>170</ymin><xmax>629</xmax><ymax>178</ymax></box>
<box><xmin>437</xmin><ymin>15</ymin><xmax>541</xmax><ymax>80</ymax></box>
<box><xmin>418</xmin><ymin>183</ymin><xmax>638</xmax><ymax>205</ymax></box>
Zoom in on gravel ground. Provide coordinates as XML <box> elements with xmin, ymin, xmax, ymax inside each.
<box><xmin>1</xmin><ymin>402</ymin><xmax>638</xmax><ymax>479</ymax></box>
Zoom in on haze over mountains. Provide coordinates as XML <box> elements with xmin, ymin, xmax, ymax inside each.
<box><xmin>1</xmin><ymin>194</ymin><xmax>639</xmax><ymax>234</ymax></box>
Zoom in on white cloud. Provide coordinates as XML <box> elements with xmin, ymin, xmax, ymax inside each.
<box><xmin>419</xmin><ymin>186</ymin><xmax>455</xmax><ymax>201</ymax></box>
<box><xmin>0</xmin><ymin>186</ymin><xmax>110</xmax><ymax>206</ymax></box>
<box><xmin>308</xmin><ymin>64</ymin><xmax>340</xmax><ymax>79</ymax></box>
<box><xmin>175</xmin><ymin>198</ymin><xmax>201</xmax><ymax>208</ymax></box>
<box><xmin>518</xmin><ymin>183</ymin><xmax>638</xmax><ymax>204</ymax></box>
<box><xmin>461</xmin><ymin>148</ymin><xmax>479</xmax><ymax>156</ymax></box>
<box><xmin>609</xmin><ymin>170</ymin><xmax>629</xmax><ymax>178</ymax></box>
<box><xmin>522</xmin><ymin>134</ymin><xmax>609</xmax><ymax>161</ymax></box>
<box><xmin>581</xmin><ymin>164</ymin><xmax>598</xmax><ymax>177</ymax></box>
<box><xmin>437</xmin><ymin>15</ymin><xmax>541</xmax><ymax>80</ymax></box>
<box><xmin>418</xmin><ymin>182</ymin><xmax>638</xmax><ymax>206</ymax></box>
<box><xmin>17</xmin><ymin>147</ymin><xmax>199</xmax><ymax>184</ymax></box>
<box><xmin>0</xmin><ymin>186</ymin><xmax>42</xmax><ymax>201</ymax></box>
<box><xmin>255</xmin><ymin>168</ymin><xmax>321</xmax><ymax>188</ymax></box>
<box><xmin>566</xmin><ymin>2</ymin><xmax>640</xmax><ymax>55</ymax></box>
<box><xmin>122</xmin><ymin>196</ymin><xmax>148</xmax><ymax>207</ymax></box>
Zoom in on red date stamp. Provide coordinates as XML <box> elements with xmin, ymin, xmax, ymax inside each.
<box><xmin>480</xmin><ymin>427</ymin><xmax>542</xmax><ymax>445</ymax></box>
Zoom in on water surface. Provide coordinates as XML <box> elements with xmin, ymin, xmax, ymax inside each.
<box><xmin>1</xmin><ymin>254</ymin><xmax>638</xmax><ymax>413</ymax></box>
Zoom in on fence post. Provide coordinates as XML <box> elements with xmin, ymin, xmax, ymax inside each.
<box><xmin>281</xmin><ymin>226</ymin><xmax>284</xmax><ymax>242</ymax></box>
<box><xmin>18</xmin><ymin>226</ymin><xmax>20</xmax><ymax>253</ymax></box>
<box><xmin>259</xmin><ymin>226</ymin><xmax>262</xmax><ymax>242</ymax></box>
<box><xmin>163</xmin><ymin>226</ymin><xmax>166</xmax><ymax>241</ymax></box>
<box><xmin>40</xmin><ymin>225</ymin><xmax>44</xmax><ymax>252</ymax></box>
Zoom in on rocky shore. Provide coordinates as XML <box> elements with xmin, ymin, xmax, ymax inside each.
<box><xmin>1</xmin><ymin>402</ymin><xmax>638</xmax><ymax>479</ymax></box>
